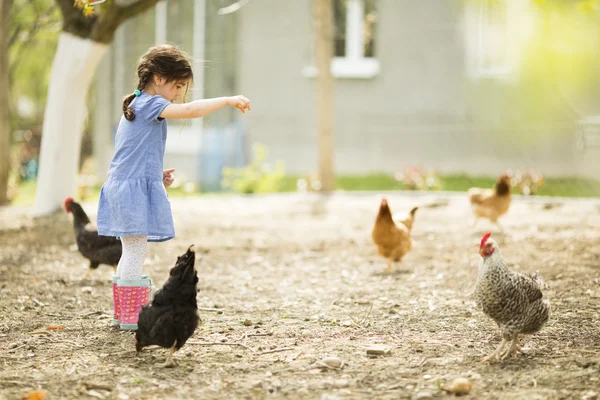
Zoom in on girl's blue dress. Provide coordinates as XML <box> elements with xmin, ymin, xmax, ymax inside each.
<box><xmin>97</xmin><ymin>93</ymin><xmax>174</xmax><ymax>242</ymax></box>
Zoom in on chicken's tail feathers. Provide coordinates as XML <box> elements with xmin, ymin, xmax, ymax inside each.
<box><xmin>530</xmin><ymin>270</ymin><xmax>549</xmax><ymax>290</ymax></box>
<box><xmin>396</xmin><ymin>206</ymin><xmax>419</xmax><ymax>230</ymax></box>
<box><xmin>468</xmin><ymin>190</ymin><xmax>484</xmax><ymax>205</ymax></box>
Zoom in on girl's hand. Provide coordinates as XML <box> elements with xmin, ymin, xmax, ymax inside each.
<box><xmin>163</xmin><ymin>168</ymin><xmax>175</xmax><ymax>188</ymax></box>
<box><xmin>227</xmin><ymin>95</ymin><xmax>251</xmax><ymax>113</ymax></box>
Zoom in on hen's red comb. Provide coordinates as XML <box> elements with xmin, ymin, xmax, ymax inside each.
<box><xmin>64</xmin><ymin>197</ymin><xmax>74</xmax><ymax>207</ymax></box>
<box><xmin>480</xmin><ymin>232</ymin><xmax>491</xmax><ymax>248</ymax></box>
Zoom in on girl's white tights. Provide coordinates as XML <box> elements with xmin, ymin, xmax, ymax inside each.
<box><xmin>116</xmin><ymin>234</ymin><xmax>148</xmax><ymax>280</ymax></box>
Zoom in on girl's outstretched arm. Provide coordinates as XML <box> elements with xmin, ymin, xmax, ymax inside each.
<box><xmin>160</xmin><ymin>95</ymin><xmax>251</xmax><ymax>119</ymax></box>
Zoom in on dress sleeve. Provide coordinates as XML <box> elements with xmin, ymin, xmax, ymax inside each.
<box><xmin>141</xmin><ymin>95</ymin><xmax>171</xmax><ymax>124</ymax></box>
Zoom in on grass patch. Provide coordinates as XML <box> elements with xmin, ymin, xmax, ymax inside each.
<box><xmin>281</xmin><ymin>174</ymin><xmax>600</xmax><ymax>198</ymax></box>
<box><xmin>10</xmin><ymin>173</ymin><xmax>600</xmax><ymax>206</ymax></box>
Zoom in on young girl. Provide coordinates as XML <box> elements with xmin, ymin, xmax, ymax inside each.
<box><xmin>97</xmin><ymin>45</ymin><xmax>251</xmax><ymax>330</ymax></box>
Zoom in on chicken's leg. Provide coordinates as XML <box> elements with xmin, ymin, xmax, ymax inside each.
<box><xmin>481</xmin><ymin>338</ymin><xmax>507</xmax><ymax>362</ymax></box>
<box><xmin>493</xmin><ymin>220</ymin><xmax>505</xmax><ymax>233</ymax></box>
<box><xmin>501</xmin><ymin>334</ymin><xmax>519</xmax><ymax>360</ymax></box>
<box><xmin>83</xmin><ymin>261</ymin><xmax>100</xmax><ymax>280</ymax></box>
<box><xmin>162</xmin><ymin>344</ymin><xmax>177</xmax><ymax>368</ymax></box>
<box><xmin>386</xmin><ymin>259</ymin><xmax>393</xmax><ymax>273</ymax></box>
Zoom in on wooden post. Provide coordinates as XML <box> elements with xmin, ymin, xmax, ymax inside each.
<box><xmin>314</xmin><ymin>0</ymin><xmax>335</xmax><ymax>192</ymax></box>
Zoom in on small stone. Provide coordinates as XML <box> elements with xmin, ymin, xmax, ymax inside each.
<box><xmin>582</xmin><ymin>391</ymin><xmax>598</xmax><ymax>400</ymax></box>
<box><xmin>444</xmin><ymin>377</ymin><xmax>473</xmax><ymax>396</ymax></box>
<box><xmin>414</xmin><ymin>391</ymin><xmax>433</xmax><ymax>400</ymax></box>
<box><xmin>423</xmin><ymin>374</ymin><xmax>432</xmax><ymax>380</ymax></box>
<box><xmin>333</xmin><ymin>379</ymin><xmax>349</xmax><ymax>388</ymax></box>
<box><xmin>315</xmin><ymin>357</ymin><xmax>344</xmax><ymax>370</ymax></box>
<box><xmin>366</xmin><ymin>345</ymin><xmax>392</xmax><ymax>356</ymax></box>
<box><xmin>466</xmin><ymin>370</ymin><xmax>481</xmax><ymax>380</ymax></box>
<box><xmin>243</xmin><ymin>319</ymin><xmax>253</xmax><ymax>326</ymax></box>
<box><xmin>81</xmin><ymin>286</ymin><xmax>93</xmax><ymax>294</ymax></box>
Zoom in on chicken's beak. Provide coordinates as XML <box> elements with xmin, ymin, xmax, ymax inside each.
<box><xmin>479</xmin><ymin>248</ymin><xmax>485</xmax><ymax>257</ymax></box>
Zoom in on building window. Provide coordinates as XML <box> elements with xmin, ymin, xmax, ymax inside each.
<box><xmin>305</xmin><ymin>0</ymin><xmax>379</xmax><ymax>79</ymax></box>
<box><xmin>479</xmin><ymin>0</ymin><xmax>509</xmax><ymax>72</ymax></box>
<box><xmin>334</xmin><ymin>0</ymin><xmax>377</xmax><ymax>59</ymax></box>
<box><xmin>465</xmin><ymin>0</ymin><xmax>534</xmax><ymax>79</ymax></box>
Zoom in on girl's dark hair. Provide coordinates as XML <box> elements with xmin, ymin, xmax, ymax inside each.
<box><xmin>122</xmin><ymin>45</ymin><xmax>194</xmax><ymax>121</ymax></box>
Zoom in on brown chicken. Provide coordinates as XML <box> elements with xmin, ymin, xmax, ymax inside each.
<box><xmin>468</xmin><ymin>173</ymin><xmax>512</xmax><ymax>230</ymax></box>
<box><xmin>372</xmin><ymin>198</ymin><xmax>418</xmax><ymax>272</ymax></box>
<box><xmin>475</xmin><ymin>233</ymin><xmax>550</xmax><ymax>361</ymax></box>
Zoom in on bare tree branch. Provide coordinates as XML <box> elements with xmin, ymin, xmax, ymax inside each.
<box><xmin>217</xmin><ymin>0</ymin><xmax>251</xmax><ymax>15</ymax></box>
<box><xmin>9</xmin><ymin>24</ymin><xmax>21</xmax><ymax>46</ymax></box>
<box><xmin>118</xmin><ymin>0</ymin><xmax>162</xmax><ymax>21</ymax></box>
<box><xmin>9</xmin><ymin>4</ymin><xmax>58</xmax><ymax>72</ymax></box>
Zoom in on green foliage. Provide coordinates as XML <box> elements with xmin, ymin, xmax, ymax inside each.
<box><xmin>9</xmin><ymin>0</ymin><xmax>60</xmax><ymax>126</ymax></box>
<box><xmin>394</xmin><ymin>167</ymin><xmax>442</xmax><ymax>191</ymax></box>
<box><xmin>519</xmin><ymin>0</ymin><xmax>600</xmax><ymax>120</ymax></box>
<box><xmin>73</xmin><ymin>0</ymin><xmax>102</xmax><ymax>17</ymax></box>
<box><xmin>221</xmin><ymin>143</ymin><xmax>286</xmax><ymax>194</ymax></box>
<box><xmin>11</xmin><ymin>172</ymin><xmax>600</xmax><ymax>205</ymax></box>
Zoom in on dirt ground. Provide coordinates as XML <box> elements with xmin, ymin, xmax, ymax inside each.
<box><xmin>1</xmin><ymin>192</ymin><xmax>599</xmax><ymax>400</ymax></box>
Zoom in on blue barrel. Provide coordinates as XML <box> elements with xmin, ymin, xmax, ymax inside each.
<box><xmin>198</xmin><ymin>120</ymin><xmax>247</xmax><ymax>191</ymax></box>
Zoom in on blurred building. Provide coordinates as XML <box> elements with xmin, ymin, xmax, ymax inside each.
<box><xmin>93</xmin><ymin>0</ymin><xmax>600</xmax><ymax>189</ymax></box>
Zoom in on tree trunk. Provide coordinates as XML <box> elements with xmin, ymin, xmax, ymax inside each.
<box><xmin>314</xmin><ymin>0</ymin><xmax>335</xmax><ymax>192</ymax></box>
<box><xmin>32</xmin><ymin>0</ymin><xmax>163</xmax><ymax>216</ymax></box>
<box><xmin>33</xmin><ymin>32</ymin><xmax>108</xmax><ymax>216</ymax></box>
<box><xmin>0</xmin><ymin>0</ymin><xmax>12</xmax><ymax>205</ymax></box>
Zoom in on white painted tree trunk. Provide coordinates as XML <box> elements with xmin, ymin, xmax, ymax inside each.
<box><xmin>92</xmin><ymin>50</ymin><xmax>114</xmax><ymax>181</ymax></box>
<box><xmin>33</xmin><ymin>32</ymin><xmax>108</xmax><ymax>216</ymax></box>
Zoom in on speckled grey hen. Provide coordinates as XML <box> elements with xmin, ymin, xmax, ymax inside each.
<box><xmin>474</xmin><ymin>233</ymin><xmax>550</xmax><ymax>361</ymax></box>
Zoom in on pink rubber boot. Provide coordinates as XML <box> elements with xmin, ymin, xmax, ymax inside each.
<box><xmin>112</xmin><ymin>276</ymin><xmax>121</xmax><ymax>326</ymax></box>
<box><xmin>117</xmin><ymin>277</ymin><xmax>153</xmax><ymax>330</ymax></box>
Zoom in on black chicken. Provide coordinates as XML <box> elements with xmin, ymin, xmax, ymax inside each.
<box><xmin>64</xmin><ymin>197</ymin><xmax>122</xmax><ymax>278</ymax></box>
<box><xmin>135</xmin><ymin>246</ymin><xmax>200</xmax><ymax>367</ymax></box>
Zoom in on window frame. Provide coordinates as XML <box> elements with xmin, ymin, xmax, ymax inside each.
<box><xmin>304</xmin><ymin>0</ymin><xmax>380</xmax><ymax>79</ymax></box>
<box><xmin>465</xmin><ymin>0</ymin><xmax>515</xmax><ymax>80</ymax></box>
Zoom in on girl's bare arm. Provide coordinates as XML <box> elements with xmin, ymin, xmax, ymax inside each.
<box><xmin>160</xmin><ymin>95</ymin><xmax>250</xmax><ymax>119</ymax></box>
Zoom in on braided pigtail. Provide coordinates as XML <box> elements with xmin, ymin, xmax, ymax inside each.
<box><xmin>122</xmin><ymin>94</ymin><xmax>136</xmax><ymax>121</ymax></box>
<box><xmin>122</xmin><ymin>68</ymin><xmax>152</xmax><ymax>121</ymax></box>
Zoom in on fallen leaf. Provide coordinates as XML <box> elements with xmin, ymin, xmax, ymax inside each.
<box><xmin>28</xmin><ymin>330</ymin><xmax>50</xmax><ymax>335</ymax></box>
<box><xmin>47</xmin><ymin>326</ymin><xmax>65</xmax><ymax>331</ymax></box>
<box><xmin>21</xmin><ymin>391</ymin><xmax>46</xmax><ymax>400</ymax></box>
